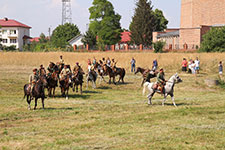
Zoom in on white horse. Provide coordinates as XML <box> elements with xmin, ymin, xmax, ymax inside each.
<box><xmin>143</xmin><ymin>73</ymin><xmax>182</xmax><ymax>107</ymax></box>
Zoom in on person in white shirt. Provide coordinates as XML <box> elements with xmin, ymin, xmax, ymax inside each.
<box><xmin>195</xmin><ymin>57</ymin><xmax>200</xmax><ymax>74</ymax></box>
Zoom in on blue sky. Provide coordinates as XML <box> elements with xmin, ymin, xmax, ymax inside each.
<box><xmin>0</xmin><ymin>0</ymin><xmax>181</xmax><ymax>37</ymax></box>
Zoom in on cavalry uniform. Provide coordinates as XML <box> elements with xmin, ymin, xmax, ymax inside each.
<box><xmin>60</xmin><ymin>67</ymin><xmax>71</xmax><ymax>80</ymax></box>
<box><xmin>29</xmin><ymin>70</ymin><xmax>39</xmax><ymax>97</ymax></box>
<box><xmin>111</xmin><ymin>60</ymin><xmax>117</xmax><ymax>72</ymax></box>
<box><xmin>155</xmin><ymin>71</ymin><xmax>166</xmax><ymax>93</ymax></box>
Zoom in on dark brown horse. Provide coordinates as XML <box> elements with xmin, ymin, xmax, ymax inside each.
<box><xmin>72</xmin><ymin>70</ymin><xmax>84</xmax><ymax>94</ymax></box>
<box><xmin>135</xmin><ymin>67</ymin><xmax>157</xmax><ymax>86</ymax></box>
<box><xmin>103</xmin><ymin>64</ymin><xmax>116</xmax><ymax>84</ymax></box>
<box><xmin>113</xmin><ymin>66</ymin><xmax>126</xmax><ymax>83</ymax></box>
<box><xmin>59</xmin><ymin>74</ymin><xmax>71</xmax><ymax>99</ymax></box>
<box><xmin>47</xmin><ymin>71</ymin><xmax>58</xmax><ymax>98</ymax></box>
<box><xmin>24</xmin><ymin>75</ymin><xmax>48</xmax><ymax>110</ymax></box>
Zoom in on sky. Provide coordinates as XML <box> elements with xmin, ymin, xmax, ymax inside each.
<box><xmin>0</xmin><ymin>0</ymin><xmax>181</xmax><ymax>37</ymax></box>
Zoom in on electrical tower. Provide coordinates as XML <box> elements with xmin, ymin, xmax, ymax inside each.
<box><xmin>62</xmin><ymin>0</ymin><xmax>72</xmax><ymax>25</ymax></box>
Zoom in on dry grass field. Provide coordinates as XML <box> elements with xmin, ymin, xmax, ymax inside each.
<box><xmin>0</xmin><ymin>52</ymin><xmax>225</xmax><ymax>150</ymax></box>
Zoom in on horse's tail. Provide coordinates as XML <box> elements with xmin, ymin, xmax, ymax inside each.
<box><xmin>122</xmin><ymin>68</ymin><xmax>126</xmax><ymax>79</ymax></box>
<box><xmin>142</xmin><ymin>82</ymin><xmax>149</xmax><ymax>95</ymax></box>
<box><xmin>23</xmin><ymin>84</ymin><xmax>27</xmax><ymax>99</ymax></box>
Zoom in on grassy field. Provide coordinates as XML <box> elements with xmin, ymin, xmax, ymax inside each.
<box><xmin>0</xmin><ymin>52</ymin><xmax>225</xmax><ymax>150</ymax></box>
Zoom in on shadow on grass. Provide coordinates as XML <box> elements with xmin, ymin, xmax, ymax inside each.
<box><xmin>116</xmin><ymin>82</ymin><xmax>134</xmax><ymax>85</ymax></box>
<box><xmin>97</xmin><ymin>86</ymin><xmax>112</xmax><ymax>90</ymax></box>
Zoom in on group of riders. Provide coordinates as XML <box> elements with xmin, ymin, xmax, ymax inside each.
<box><xmin>28</xmin><ymin>55</ymin><xmax>167</xmax><ymax>99</ymax></box>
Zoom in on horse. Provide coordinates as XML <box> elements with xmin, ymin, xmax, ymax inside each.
<box><xmin>113</xmin><ymin>66</ymin><xmax>126</xmax><ymax>83</ymax></box>
<box><xmin>94</xmin><ymin>62</ymin><xmax>106</xmax><ymax>83</ymax></box>
<box><xmin>142</xmin><ymin>73</ymin><xmax>182</xmax><ymax>107</ymax></box>
<box><xmin>135</xmin><ymin>67</ymin><xmax>157</xmax><ymax>86</ymax></box>
<box><xmin>72</xmin><ymin>70</ymin><xmax>84</xmax><ymax>94</ymax></box>
<box><xmin>103</xmin><ymin>64</ymin><xmax>116</xmax><ymax>84</ymax></box>
<box><xmin>47</xmin><ymin>71</ymin><xmax>58</xmax><ymax>98</ymax></box>
<box><xmin>59</xmin><ymin>74</ymin><xmax>71</xmax><ymax>99</ymax></box>
<box><xmin>86</xmin><ymin>70</ymin><xmax>98</xmax><ymax>89</ymax></box>
<box><xmin>24</xmin><ymin>75</ymin><xmax>48</xmax><ymax>110</ymax></box>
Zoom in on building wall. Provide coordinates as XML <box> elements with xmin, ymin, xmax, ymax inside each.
<box><xmin>181</xmin><ymin>0</ymin><xmax>225</xmax><ymax>28</ymax></box>
<box><xmin>0</xmin><ymin>27</ymin><xmax>30</xmax><ymax>50</ymax></box>
<box><xmin>179</xmin><ymin>28</ymin><xmax>201</xmax><ymax>49</ymax></box>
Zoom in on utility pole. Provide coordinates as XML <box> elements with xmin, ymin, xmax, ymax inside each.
<box><xmin>62</xmin><ymin>0</ymin><xmax>72</xmax><ymax>25</ymax></box>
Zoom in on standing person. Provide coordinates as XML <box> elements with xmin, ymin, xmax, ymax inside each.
<box><xmin>190</xmin><ymin>60</ymin><xmax>196</xmax><ymax>74</ymax></box>
<box><xmin>130</xmin><ymin>57</ymin><xmax>136</xmax><ymax>72</ymax></box>
<box><xmin>219</xmin><ymin>61</ymin><xmax>223</xmax><ymax>79</ymax></box>
<box><xmin>195</xmin><ymin>57</ymin><xmax>200</xmax><ymax>74</ymax></box>
<box><xmin>188</xmin><ymin>59</ymin><xmax>193</xmax><ymax>74</ymax></box>
<box><xmin>152</xmin><ymin>59</ymin><xmax>158</xmax><ymax>71</ymax></box>
<box><xmin>182</xmin><ymin>58</ymin><xmax>188</xmax><ymax>72</ymax></box>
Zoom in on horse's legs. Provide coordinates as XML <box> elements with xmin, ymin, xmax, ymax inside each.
<box><xmin>41</xmin><ymin>98</ymin><xmax>45</xmax><ymax>109</ymax></box>
<box><xmin>170</xmin><ymin>94</ymin><xmax>177</xmax><ymax>107</ymax></box>
<box><xmin>162</xmin><ymin>94</ymin><xmax>168</xmax><ymax>106</ymax></box>
<box><xmin>34</xmin><ymin>98</ymin><xmax>38</xmax><ymax>110</ymax></box>
<box><xmin>86</xmin><ymin>80</ymin><xmax>89</xmax><ymax>89</ymax></box>
<box><xmin>73</xmin><ymin>82</ymin><xmax>75</xmax><ymax>92</ymax></box>
<box><xmin>27</xmin><ymin>95</ymin><xmax>31</xmax><ymax>110</ymax></box>
<box><xmin>92</xmin><ymin>81</ymin><xmax>96</xmax><ymax>89</ymax></box>
<box><xmin>147</xmin><ymin>92</ymin><xmax>155</xmax><ymax>105</ymax></box>
<box><xmin>76</xmin><ymin>85</ymin><xmax>78</xmax><ymax>93</ymax></box>
<box><xmin>66</xmin><ymin>89</ymin><xmax>68</xmax><ymax>100</ymax></box>
<box><xmin>53</xmin><ymin>87</ymin><xmax>55</xmax><ymax>98</ymax></box>
<box><xmin>109</xmin><ymin>76</ymin><xmax>111</xmax><ymax>84</ymax></box>
<box><xmin>80</xmin><ymin>84</ymin><xmax>82</xmax><ymax>94</ymax></box>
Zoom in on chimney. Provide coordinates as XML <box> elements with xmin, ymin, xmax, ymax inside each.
<box><xmin>4</xmin><ymin>17</ymin><xmax>8</xmax><ymax>21</ymax></box>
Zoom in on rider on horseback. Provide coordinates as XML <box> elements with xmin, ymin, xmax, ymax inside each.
<box><xmin>73</xmin><ymin>62</ymin><xmax>84</xmax><ymax>76</ymax></box>
<box><xmin>154</xmin><ymin>68</ymin><xmax>167</xmax><ymax>94</ymax></box>
<box><xmin>47</xmin><ymin>62</ymin><xmax>55</xmax><ymax>77</ymax></box>
<box><xmin>111</xmin><ymin>58</ymin><xmax>117</xmax><ymax>73</ymax></box>
<box><xmin>29</xmin><ymin>68</ymin><xmax>39</xmax><ymax>99</ymax></box>
<box><xmin>38</xmin><ymin>65</ymin><xmax>46</xmax><ymax>76</ymax></box>
<box><xmin>60</xmin><ymin>65</ymin><xmax>72</xmax><ymax>87</ymax></box>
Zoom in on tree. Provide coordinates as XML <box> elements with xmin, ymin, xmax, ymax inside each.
<box><xmin>81</xmin><ymin>28</ymin><xmax>97</xmax><ymax>47</ymax></box>
<box><xmin>39</xmin><ymin>33</ymin><xmax>48</xmax><ymax>43</ymax></box>
<box><xmin>154</xmin><ymin>9</ymin><xmax>168</xmax><ymax>31</ymax></box>
<box><xmin>199</xmin><ymin>26</ymin><xmax>225</xmax><ymax>52</ymax></box>
<box><xmin>130</xmin><ymin>0</ymin><xmax>156</xmax><ymax>46</ymax></box>
<box><xmin>51</xmin><ymin>23</ymin><xmax>80</xmax><ymax>48</ymax></box>
<box><xmin>89</xmin><ymin>0</ymin><xmax>122</xmax><ymax>50</ymax></box>
<box><xmin>153</xmin><ymin>41</ymin><xmax>165</xmax><ymax>53</ymax></box>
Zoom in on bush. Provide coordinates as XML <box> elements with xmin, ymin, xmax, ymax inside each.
<box><xmin>153</xmin><ymin>41</ymin><xmax>165</xmax><ymax>53</ymax></box>
<box><xmin>199</xmin><ymin>26</ymin><xmax>225</xmax><ymax>52</ymax></box>
<box><xmin>2</xmin><ymin>45</ymin><xmax>17</xmax><ymax>51</ymax></box>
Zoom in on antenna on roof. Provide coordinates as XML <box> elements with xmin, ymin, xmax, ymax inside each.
<box><xmin>62</xmin><ymin>0</ymin><xmax>72</xmax><ymax>25</ymax></box>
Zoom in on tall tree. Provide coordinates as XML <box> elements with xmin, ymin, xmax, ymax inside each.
<box><xmin>130</xmin><ymin>0</ymin><xmax>156</xmax><ymax>46</ymax></box>
<box><xmin>154</xmin><ymin>9</ymin><xmax>168</xmax><ymax>31</ymax></box>
<box><xmin>81</xmin><ymin>28</ymin><xmax>97</xmax><ymax>47</ymax></box>
<box><xmin>39</xmin><ymin>33</ymin><xmax>48</xmax><ymax>43</ymax></box>
<box><xmin>89</xmin><ymin>0</ymin><xmax>122</xmax><ymax>50</ymax></box>
<box><xmin>51</xmin><ymin>23</ymin><xmax>80</xmax><ymax>48</ymax></box>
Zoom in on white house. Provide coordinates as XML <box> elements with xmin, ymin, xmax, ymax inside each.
<box><xmin>68</xmin><ymin>34</ymin><xmax>84</xmax><ymax>48</ymax></box>
<box><xmin>0</xmin><ymin>18</ymin><xmax>31</xmax><ymax>50</ymax></box>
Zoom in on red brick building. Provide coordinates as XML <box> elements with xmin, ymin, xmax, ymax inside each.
<box><xmin>153</xmin><ymin>0</ymin><xmax>225</xmax><ymax>50</ymax></box>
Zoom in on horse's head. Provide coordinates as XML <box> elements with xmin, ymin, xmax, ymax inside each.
<box><xmin>52</xmin><ymin>72</ymin><xmax>58</xmax><ymax>81</ymax></box>
<box><xmin>173</xmin><ymin>73</ymin><xmax>182</xmax><ymax>83</ymax></box>
<box><xmin>134</xmin><ymin>67</ymin><xmax>140</xmax><ymax>74</ymax></box>
<box><xmin>40</xmin><ymin>75</ymin><xmax>48</xmax><ymax>87</ymax></box>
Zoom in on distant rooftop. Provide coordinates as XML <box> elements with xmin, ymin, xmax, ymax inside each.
<box><xmin>157</xmin><ymin>30</ymin><xmax>179</xmax><ymax>38</ymax></box>
<box><xmin>0</xmin><ymin>18</ymin><xmax>31</xmax><ymax>28</ymax></box>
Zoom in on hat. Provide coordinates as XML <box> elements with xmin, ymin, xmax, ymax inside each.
<box><xmin>160</xmin><ymin>68</ymin><xmax>164</xmax><ymax>71</ymax></box>
<box><xmin>33</xmin><ymin>68</ymin><xmax>38</xmax><ymax>72</ymax></box>
<box><xmin>76</xmin><ymin>62</ymin><xmax>79</xmax><ymax>65</ymax></box>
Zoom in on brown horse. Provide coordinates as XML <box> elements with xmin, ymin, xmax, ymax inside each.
<box><xmin>47</xmin><ymin>71</ymin><xmax>58</xmax><ymax>98</ymax></box>
<box><xmin>59</xmin><ymin>74</ymin><xmax>71</xmax><ymax>99</ymax></box>
<box><xmin>113</xmin><ymin>66</ymin><xmax>126</xmax><ymax>83</ymax></box>
<box><xmin>135</xmin><ymin>67</ymin><xmax>157</xmax><ymax>86</ymax></box>
<box><xmin>72</xmin><ymin>70</ymin><xmax>84</xmax><ymax>94</ymax></box>
<box><xmin>24</xmin><ymin>75</ymin><xmax>48</xmax><ymax>110</ymax></box>
<box><xmin>103</xmin><ymin>64</ymin><xmax>116</xmax><ymax>84</ymax></box>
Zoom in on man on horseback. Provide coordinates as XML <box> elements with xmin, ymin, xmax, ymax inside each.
<box><xmin>47</xmin><ymin>62</ymin><xmax>55</xmax><ymax>77</ymax></box>
<box><xmin>154</xmin><ymin>68</ymin><xmax>166</xmax><ymax>94</ymax></box>
<box><xmin>73</xmin><ymin>62</ymin><xmax>84</xmax><ymax>76</ymax></box>
<box><xmin>38</xmin><ymin>65</ymin><xmax>46</xmax><ymax>76</ymax></box>
<box><xmin>60</xmin><ymin>65</ymin><xmax>72</xmax><ymax>84</ymax></box>
<box><xmin>29</xmin><ymin>68</ymin><xmax>39</xmax><ymax>99</ymax></box>
<box><xmin>111</xmin><ymin>58</ymin><xmax>117</xmax><ymax>73</ymax></box>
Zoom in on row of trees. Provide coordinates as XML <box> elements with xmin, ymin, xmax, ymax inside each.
<box><xmin>22</xmin><ymin>0</ymin><xmax>224</xmax><ymax>52</ymax></box>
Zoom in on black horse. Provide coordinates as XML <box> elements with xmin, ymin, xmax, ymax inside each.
<box><xmin>72</xmin><ymin>70</ymin><xmax>84</xmax><ymax>94</ymax></box>
<box><xmin>24</xmin><ymin>75</ymin><xmax>48</xmax><ymax>110</ymax></box>
<box><xmin>103</xmin><ymin>64</ymin><xmax>116</xmax><ymax>84</ymax></box>
<box><xmin>113</xmin><ymin>66</ymin><xmax>126</xmax><ymax>83</ymax></box>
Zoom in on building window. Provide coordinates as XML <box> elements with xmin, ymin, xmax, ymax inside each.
<box><xmin>10</xmin><ymin>39</ymin><xmax>17</xmax><ymax>43</ymax></box>
<box><xmin>2</xmin><ymin>30</ymin><xmax>7</xmax><ymax>34</ymax></box>
<box><xmin>2</xmin><ymin>39</ymin><xmax>8</xmax><ymax>43</ymax></box>
<box><xmin>10</xmin><ymin>30</ymin><xmax>17</xmax><ymax>35</ymax></box>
